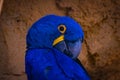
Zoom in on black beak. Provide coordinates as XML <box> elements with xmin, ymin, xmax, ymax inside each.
<box><xmin>54</xmin><ymin>39</ymin><xmax>82</xmax><ymax>59</ymax></box>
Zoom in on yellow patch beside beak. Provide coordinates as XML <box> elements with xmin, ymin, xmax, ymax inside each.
<box><xmin>52</xmin><ymin>35</ymin><xmax>64</xmax><ymax>46</ymax></box>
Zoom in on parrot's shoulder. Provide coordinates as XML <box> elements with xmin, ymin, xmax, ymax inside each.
<box><xmin>25</xmin><ymin>48</ymin><xmax>54</xmax><ymax>64</ymax></box>
<box><xmin>26</xmin><ymin>48</ymin><xmax>49</xmax><ymax>56</ymax></box>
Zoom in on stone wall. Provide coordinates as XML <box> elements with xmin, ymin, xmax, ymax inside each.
<box><xmin>0</xmin><ymin>0</ymin><xmax>3</xmax><ymax>14</ymax></box>
<box><xmin>0</xmin><ymin>0</ymin><xmax>120</xmax><ymax>80</ymax></box>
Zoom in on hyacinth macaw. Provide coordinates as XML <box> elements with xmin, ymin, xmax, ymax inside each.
<box><xmin>25</xmin><ymin>15</ymin><xmax>90</xmax><ymax>80</ymax></box>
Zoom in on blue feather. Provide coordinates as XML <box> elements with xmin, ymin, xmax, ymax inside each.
<box><xmin>25</xmin><ymin>48</ymin><xmax>90</xmax><ymax>80</ymax></box>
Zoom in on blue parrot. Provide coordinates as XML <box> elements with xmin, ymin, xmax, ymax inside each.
<box><xmin>25</xmin><ymin>15</ymin><xmax>90</xmax><ymax>80</ymax></box>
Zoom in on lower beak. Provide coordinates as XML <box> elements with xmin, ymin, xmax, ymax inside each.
<box><xmin>54</xmin><ymin>39</ymin><xmax>82</xmax><ymax>59</ymax></box>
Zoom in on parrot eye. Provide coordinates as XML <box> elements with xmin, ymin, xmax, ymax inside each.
<box><xmin>58</xmin><ymin>25</ymin><xmax>66</xmax><ymax>34</ymax></box>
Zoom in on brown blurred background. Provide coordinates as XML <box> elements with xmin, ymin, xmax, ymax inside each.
<box><xmin>0</xmin><ymin>0</ymin><xmax>120</xmax><ymax>80</ymax></box>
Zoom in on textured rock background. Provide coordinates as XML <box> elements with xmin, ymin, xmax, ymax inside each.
<box><xmin>0</xmin><ymin>0</ymin><xmax>120</xmax><ymax>80</ymax></box>
<box><xmin>0</xmin><ymin>0</ymin><xmax>3</xmax><ymax>14</ymax></box>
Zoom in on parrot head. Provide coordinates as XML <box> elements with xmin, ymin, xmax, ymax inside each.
<box><xmin>26</xmin><ymin>15</ymin><xmax>84</xmax><ymax>59</ymax></box>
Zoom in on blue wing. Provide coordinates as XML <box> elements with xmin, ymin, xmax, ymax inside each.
<box><xmin>25</xmin><ymin>49</ymin><xmax>71</xmax><ymax>80</ymax></box>
<box><xmin>25</xmin><ymin>48</ymin><xmax>90</xmax><ymax>80</ymax></box>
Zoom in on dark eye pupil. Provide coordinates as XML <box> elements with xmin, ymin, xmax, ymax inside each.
<box><xmin>59</xmin><ymin>26</ymin><xmax>64</xmax><ymax>31</ymax></box>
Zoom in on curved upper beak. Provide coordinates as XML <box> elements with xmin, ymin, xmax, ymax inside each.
<box><xmin>54</xmin><ymin>39</ymin><xmax>82</xmax><ymax>59</ymax></box>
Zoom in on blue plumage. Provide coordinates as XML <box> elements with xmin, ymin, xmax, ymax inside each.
<box><xmin>25</xmin><ymin>15</ymin><xmax>90</xmax><ymax>80</ymax></box>
<box><xmin>26</xmin><ymin>15</ymin><xmax>84</xmax><ymax>49</ymax></box>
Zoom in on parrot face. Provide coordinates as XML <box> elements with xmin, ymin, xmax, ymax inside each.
<box><xmin>27</xmin><ymin>15</ymin><xmax>84</xmax><ymax>59</ymax></box>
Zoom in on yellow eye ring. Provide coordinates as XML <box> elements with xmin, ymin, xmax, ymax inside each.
<box><xmin>58</xmin><ymin>25</ymin><xmax>66</xmax><ymax>34</ymax></box>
